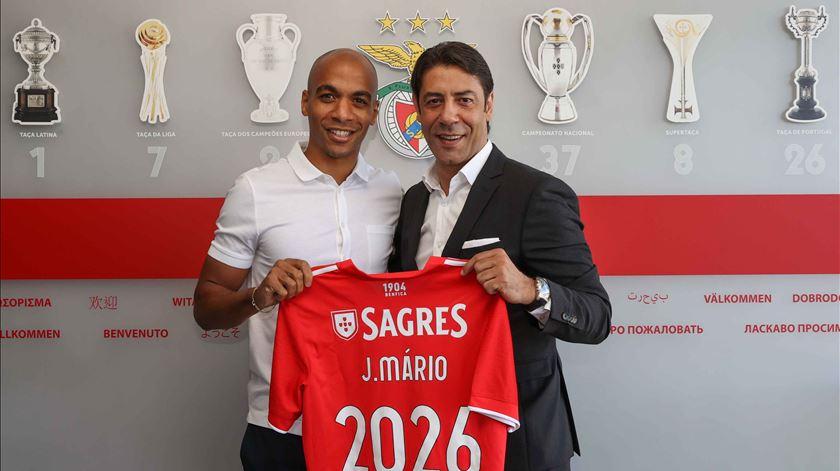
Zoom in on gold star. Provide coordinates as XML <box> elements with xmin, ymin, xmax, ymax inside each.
<box><xmin>436</xmin><ymin>10</ymin><xmax>458</xmax><ymax>33</ymax></box>
<box><xmin>408</xmin><ymin>11</ymin><xmax>429</xmax><ymax>34</ymax></box>
<box><xmin>377</xmin><ymin>11</ymin><xmax>399</xmax><ymax>34</ymax></box>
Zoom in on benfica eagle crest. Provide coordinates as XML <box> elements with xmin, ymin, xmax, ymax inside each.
<box><xmin>358</xmin><ymin>13</ymin><xmax>469</xmax><ymax>160</ymax></box>
<box><xmin>358</xmin><ymin>41</ymin><xmax>433</xmax><ymax>160</ymax></box>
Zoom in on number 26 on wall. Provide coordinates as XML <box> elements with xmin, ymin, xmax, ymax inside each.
<box><xmin>784</xmin><ymin>144</ymin><xmax>825</xmax><ymax>175</ymax></box>
<box><xmin>337</xmin><ymin>405</ymin><xmax>480</xmax><ymax>471</ymax></box>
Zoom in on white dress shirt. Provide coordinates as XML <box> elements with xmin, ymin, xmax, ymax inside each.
<box><xmin>415</xmin><ymin>140</ymin><xmax>551</xmax><ymax>322</ymax></box>
<box><xmin>415</xmin><ymin>140</ymin><xmax>493</xmax><ymax>269</ymax></box>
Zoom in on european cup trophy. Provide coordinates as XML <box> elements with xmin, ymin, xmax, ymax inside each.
<box><xmin>237</xmin><ymin>13</ymin><xmax>301</xmax><ymax>123</ymax></box>
<box><xmin>12</xmin><ymin>18</ymin><xmax>61</xmax><ymax>125</ymax></box>
<box><xmin>654</xmin><ymin>15</ymin><xmax>712</xmax><ymax>123</ymax></box>
<box><xmin>785</xmin><ymin>6</ymin><xmax>828</xmax><ymax>123</ymax></box>
<box><xmin>521</xmin><ymin>8</ymin><xmax>594</xmax><ymax>124</ymax></box>
<box><xmin>136</xmin><ymin>19</ymin><xmax>171</xmax><ymax>124</ymax></box>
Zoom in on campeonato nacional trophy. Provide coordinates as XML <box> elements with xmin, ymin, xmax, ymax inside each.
<box><xmin>785</xmin><ymin>5</ymin><xmax>828</xmax><ymax>122</ymax></box>
<box><xmin>521</xmin><ymin>8</ymin><xmax>594</xmax><ymax>124</ymax></box>
<box><xmin>136</xmin><ymin>19</ymin><xmax>171</xmax><ymax>124</ymax></box>
<box><xmin>237</xmin><ymin>13</ymin><xmax>301</xmax><ymax>123</ymax></box>
<box><xmin>12</xmin><ymin>18</ymin><xmax>61</xmax><ymax>125</ymax></box>
<box><xmin>654</xmin><ymin>14</ymin><xmax>712</xmax><ymax>123</ymax></box>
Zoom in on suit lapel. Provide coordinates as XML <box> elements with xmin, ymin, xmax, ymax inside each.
<box><xmin>400</xmin><ymin>185</ymin><xmax>430</xmax><ymax>270</ymax></box>
<box><xmin>442</xmin><ymin>146</ymin><xmax>505</xmax><ymax>257</ymax></box>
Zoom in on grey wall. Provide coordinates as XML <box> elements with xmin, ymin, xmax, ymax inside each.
<box><xmin>2</xmin><ymin>0</ymin><xmax>838</xmax><ymax>470</ymax></box>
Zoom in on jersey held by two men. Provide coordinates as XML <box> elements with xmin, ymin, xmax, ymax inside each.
<box><xmin>268</xmin><ymin>256</ymin><xmax>519</xmax><ymax>470</ymax></box>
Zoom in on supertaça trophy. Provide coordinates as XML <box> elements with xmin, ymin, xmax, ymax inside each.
<box><xmin>785</xmin><ymin>5</ymin><xmax>828</xmax><ymax>122</ymax></box>
<box><xmin>654</xmin><ymin>15</ymin><xmax>712</xmax><ymax>123</ymax></box>
<box><xmin>136</xmin><ymin>19</ymin><xmax>171</xmax><ymax>124</ymax></box>
<box><xmin>237</xmin><ymin>14</ymin><xmax>301</xmax><ymax>123</ymax></box>
<box><xmin>521</xmin><ymin>8</ymin><xmax>594</xmax><ymax>124</ymax></box>
<box><xmin>12</xmin><ymin>18</ymin><xmax>61</xmax><ymax>125</ymax></box>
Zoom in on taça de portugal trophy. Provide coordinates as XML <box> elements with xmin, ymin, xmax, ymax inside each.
<box><xmin>785</xmin><ymin>5</ymin><xmax>828</xmax><ymax>123</ymax></box>
<box><xmin>237</xmin><ymin>13</ymin><xmax>301</xmax><ymax>123</ymax></box>
<box><xmin>521</xmin><ymin>8</ymin><xmax>594</xmax><ymax>124</ymax></box>
<box><xmin>12</xmin><ymin>18</ymin><xmax>61</xmax><ymax>125</ymax></box>
<box><xmin>136</xmin><ymin>19</ymin><xmax>171</xmax><ymax>124</ymax></box>
<box><xmin>654</xmin><ymin>15</ymin><xmax>712</xmax><ymax>123</ymax></box>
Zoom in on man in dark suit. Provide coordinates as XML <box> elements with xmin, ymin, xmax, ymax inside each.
<box><xmin>389</xmin><ymin>41</ymin><xmax>611</xmax><ymax>471</ymax></box>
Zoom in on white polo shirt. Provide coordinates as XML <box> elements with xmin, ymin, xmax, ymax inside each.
<box><xmin>208</xmin><ymin>142</ymin><xmax>402</xmax><ymax>432</ymax></box>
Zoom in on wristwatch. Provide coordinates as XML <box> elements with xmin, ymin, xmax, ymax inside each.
<box><xmin>527</xmin><ymin>276</ymin><xmax>551</xmax><ymax>311</ymax></box>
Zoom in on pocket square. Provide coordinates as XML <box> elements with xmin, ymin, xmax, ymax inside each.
<box><xmin>462</xmin><ymin>237</ymin><xmax>501</xmax><ymax>249</ymax></box>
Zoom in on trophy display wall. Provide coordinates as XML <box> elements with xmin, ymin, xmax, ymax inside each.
<box><xmin>1</xmin><ymin>0</ymin><xmax>837</xmax><ymax>470</ymax></box>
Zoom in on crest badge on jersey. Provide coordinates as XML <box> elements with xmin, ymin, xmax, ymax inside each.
<box><xmin>331</xmin><ymin>309</ymin><xmax>358</xmax><ymax>340</ymax></box>
<box><xmin>358</xmin><ymin>10</ymin><xmax>464</xmax><ymax>160</ymax></box>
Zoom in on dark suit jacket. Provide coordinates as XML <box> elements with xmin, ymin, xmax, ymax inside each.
<box><xmin>389</xmin><ymin>145</ymin><xmax>611</xmax><ymax>471</ymax></box>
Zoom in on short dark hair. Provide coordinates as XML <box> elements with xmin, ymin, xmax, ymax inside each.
<box><xmin>410</xmin><ymin>41</ymin><xmax>494</xmax><ymax>103</ymax></box>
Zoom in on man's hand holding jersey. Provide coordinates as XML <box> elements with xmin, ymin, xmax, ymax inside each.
<box><xmin>460</xmin><ymin>248</ymin><xmax>537</xmax><ymax>306</ymax></box>
<box><xmin>253</xmin><ymin>259</ymin><xmax>313</xmax><ymax>311</ymax></box>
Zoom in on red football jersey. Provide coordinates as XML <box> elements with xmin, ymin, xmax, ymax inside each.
<box><xmin>268</xmin><ymin>256</ymin><xmax>519</xmax><ymax>470</ymax></box>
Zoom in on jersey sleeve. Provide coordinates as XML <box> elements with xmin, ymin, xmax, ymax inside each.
<box><xmin>468</xmin><ymin>296</ymin><xmax>520</xmax><ymax>432</ymax></box>
<box><xmin>267</xmin><ymin>300</ymin><xmax>307</xmax><ymax>433</ymax></box>
<box><xmin>207</xmin><ymin>173</ymin><xmax>258</xmax><ymax>269</ymax></box>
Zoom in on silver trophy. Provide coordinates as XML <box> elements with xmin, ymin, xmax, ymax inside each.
<box><xmin>521</xmin><ymin>8</ymin><xmax>594</xmax><ymax>124</ymax></box>
<box><xmin>237</xmin><ymin>14</ymin><xmax>301</xmax><ymax>123</ymax></box>
<box><xmin>12</xmin><ymin>18</ymin><xmax>61</xmax><ymax>125</ymax></box>
<box><xmin>654</xmin><ymin>15</ymin><xmax>712</xmax><ymax>123</ymax></box>
<box><xmin>785</xmin><ymin>5</ymin><xmax>828</xmax><ymax>122</ymax></box>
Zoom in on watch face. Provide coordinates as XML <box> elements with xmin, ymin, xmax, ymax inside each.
<box><xmin>536</xmin><ymin>277</ymin><xmax>550</xmax><ymax>303</ymax></box>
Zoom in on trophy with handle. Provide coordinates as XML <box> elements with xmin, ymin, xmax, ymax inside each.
<box><xmin>785</xmin><ymin>5</ymin><xmax>828</xmax><ymax>122</ymax></box>
<box><xmin>237</xmin><ymin>13</ymin><xmax>301</xmax><ymax>123</ymax></box>
<box><xmin>12</xmin><ymin>18</ymin><xmax>61</xmax><ymax>125</ymax></box>
<box><xmin>136</xmin><ymin>19</ymin><xmax>171</xmax><ymax>124</ymax></box>
<box><xmin>521</xmin><ymin>8</ymin><xmax>594</xmax><ymax>124</ymax></box>
<box><xmin>654</xmin><ymin>15</ymin><xmax>712</xmax><ymax>123</ymax></box>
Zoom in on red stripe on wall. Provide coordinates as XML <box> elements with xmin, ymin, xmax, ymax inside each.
<box><xmin>580</xmin><ymin>194</ymin><xmax>839</xmax><ymax>276</ymax></box>
<box><xmin>1</xmin><ymin>195</ymin><xmax>838</xmax><ymax>279</ymax></box>
<box><xmin>0</xmin><ymin>198</ymin><xmax>223</xmax><ymax>280</ymax></box>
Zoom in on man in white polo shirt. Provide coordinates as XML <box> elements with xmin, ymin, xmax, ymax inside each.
<box><xmin>193</xmin><ymin>49</ymin><xmax>401</xmax><ymax>471</ymax></box>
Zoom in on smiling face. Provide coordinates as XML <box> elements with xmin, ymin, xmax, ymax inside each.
<box><xmin>415</xmin><ymin>65</ymin><xmax>494</xmax><ymax>173</ymax></box>
<box><xmin>302</xmin><ymin>50</ymin><xmax>379</xmax><ymax>164</ymax></box>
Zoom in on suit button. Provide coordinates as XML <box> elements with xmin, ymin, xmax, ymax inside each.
<box><xmin>561</xmin><ymin>313</ymin><xmax>570</xmax><ymax>321</ymax></box>
<box><xmin>570</xmin><ymin>316</ymin><xmax>578</xmax><ymax>325</ymax></box>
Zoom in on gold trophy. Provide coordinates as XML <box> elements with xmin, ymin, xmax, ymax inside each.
<box><xmin>136</xmin><ymin>19</ymin><xmax>171</xmax><ymax>124</ymax></box>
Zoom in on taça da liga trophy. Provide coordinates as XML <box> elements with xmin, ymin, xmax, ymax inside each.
<box><xmin>654</xmin><ymin>15</ymin><xmax>712</xmax><ymax>123</ymax></box>
<box><xmin>784</xmin><ymin>5</ymin><xmax>828</xmax><ymax>122</ymax></box>
<box><xmin>12</xmin><ymin>18</ymin><xmax>61</xmax><ymax>125</ymax></box>
<box><xmin>136</xmin><ymin>19</ymin><xmax>171</xmax><ymax>124</ymax></box>
<box><xmin>521</xmin><ymin>8</ymin><xmax>594</xmax><ymax>124</ymax></box>
<box><xmin>237</xmin><ymin>13</ymin><xmax>301</xmax><ymax>123</ymax></box>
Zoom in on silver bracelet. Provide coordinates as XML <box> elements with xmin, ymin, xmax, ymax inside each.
<box><xmin>250</xmin><ymin>287</ymin><xmax>274</xmax><ymax>313</ymax></box>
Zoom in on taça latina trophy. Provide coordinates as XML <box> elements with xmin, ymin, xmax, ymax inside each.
<box><xmin>237</xmin><ymin>13</ymin><xmax>301</xmax><ymax>123</ymax></box>
<box><xmin>521</xmin><ymin>8</ymin><xmax>594</xmax><ymax>124</ymax></box>
<box><xmin>136</xmin><ymin>19</ymin><xmax>171</xmax><ymax>124</ymax></box>
<box><xmin>785</xmin><ymin>5</ymin><xmax>828</xmax><ymax>122</ymax></box>
<box><xmin>654</xmin><ymin>15</ymin><xmax>712</xmax><ymax>123</ymax></box>
<box><xmin>12</xmin><ymin>18</ymin><xmax>61</xmax><ymax>125</ymax></box>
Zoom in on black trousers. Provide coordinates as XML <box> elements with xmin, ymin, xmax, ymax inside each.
<box><xmin>240</xmin><ymin>423</ymin><xmax>306</xmax><ymax>471</ymax></box>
